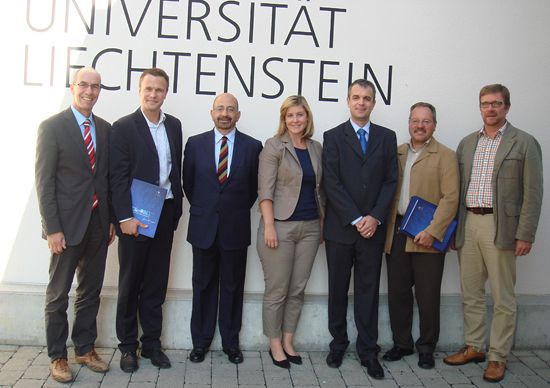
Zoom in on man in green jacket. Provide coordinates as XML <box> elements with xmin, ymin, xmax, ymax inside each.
<box><xmin>444</xmin><ymin>84</ymin><xmax>543</xmax><ymax>383</ymax></box>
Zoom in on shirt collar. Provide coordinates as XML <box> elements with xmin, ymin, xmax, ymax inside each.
<box><xmin>349</xmin><ymin>119</ymin><xmax>371</xmax><ymax>134</ymax></box>
<box><xmin>141</xmin><ymin>108</ymin><xmax>166</xmax><ymax>127</ymax></box>
<box><xmin>215</xmin><ymin>127</ymin><xmax>236</xmax><ymax>143</ymax></box>
<box><xmin>479</xmin><ymin>121</ymin><xmax>507</xmax><ymax>137</ymax></box>
<box><xmin>407</xmin><ymin>137</ymin><xmax>431</xmax><ymax>153</ymax></box>
<box><xmin>70</xmin><ymin>105</ymin><xmax>94</xmax><ymax>127</ymax></box>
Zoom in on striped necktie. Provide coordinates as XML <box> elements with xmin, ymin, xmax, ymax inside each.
<box><xmin>217</xmin><ymin>136</ymin><xmax>228</xmax><ymax>184</ymax></box>
<box><xmin>83</xmin><ymin>119</ymin><xmax>98</xmax><ymax>209</ymax></box>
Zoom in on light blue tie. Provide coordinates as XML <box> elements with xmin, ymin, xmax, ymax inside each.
<box><xmin>358</xmin><ymin>128</ymin><xmax>367</xmax><ymax>154</ymax></box>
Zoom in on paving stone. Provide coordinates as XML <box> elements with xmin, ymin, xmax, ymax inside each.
<box><xmin>0</xmin><ymin>346</ymin><xmax>19</xmax><ymax>352</ymax></box>
<box><xmin>517</xmin><ymin>374</ymin><xmax>550</xmax><ymax>387</ymax></box>
<box><xmin>22</xmin><ymin>364</ymin><xmax>50</xmax><ymax>379</ymax></box>
<box><xmin>100</xmin><ymin>372</ymin><xmax>132</xmax><ymax>386</ymax></box>
<box><xmin>388</xmin><ymin>370</ymin><xmax>421</xmax><ymax>386</ymax></box>
<box><xmin>13</xmin><ymin>379</ymin><xmax>47</xmax><ymax>388</ymax></box>
<box><xmin>184</xmin><ymin>361</ymin><xmax>212</xmax><ymax>385</ymax></box>
<box><xmin>340</xmin><ymin>364</ymin><xmax>370</xmax><ymax>386</ymax></box>
<box><xmin>308</xmin><ymin>352</ymin><xmax>327</xmax><ymax>365</ymax></box>
<box><xmin>74</xmin><ymin>365</ymin><xmax>106</xmax><ymax>383</ymax></box>
<box><xmin>165</xmin><ymin>350</ymin><xmax>188</xmax><ymax>364</ymax></box>
<box><xmin>1</xmin><ymin>358</ymin><xmax>32</xmax><ymax>371</ymax></box>
<box><xmin>128</xmin><ymin>383</ymin><xmax>156</xmax><ymax>388</ymax></box>
<box><xmin>534</xmin><ymin>367</ymin><xmax>550</xmax><ymax>381</ymax></box>
<box><xmin>458</xmin><ymin>362</ymin><xmax>485</xmax><ymax>377</ymax></box>
<box><xmin>382</xmin><ymin>359</ymin><xmax>411</xmax><ymax>373</ymax></box>
<box><xmin>518</xmin><ymin>356</ymin><xmax>549</xmax><ymax>369</ymax></box>
<box><xmin>12</xmin><ymin>347</ymin><xmax>43</xmax><ymax>361</ymax></box>
<box><xmin>31</xmin><ymin>352</ymin><xmax>50</xmax><ymax>366</ymax></box>
<box><xmin>42</xmin><ymin>376</ymin><xmax>71</xmax><ymax>388</ymax></box>
<box><xmin>369</xmin><ymin>377</ymin><xmax>398</xmax><ymax>387</ymax></box>
<box><xmin>500</xmin><ymin>382</ymin><xmax>528</xmax><ymax>388</ymax></box>
<box><xmin>439</xmin><ymin>369</ymin><xmax>471</xmax><ymax>384</ymax></box>
<box><xmin>418</xmin><ymin>377</ymin><xmax>451</xmax><ymax>387</ymax></box>
<box><xmin>0</xmin><ymin>370</ymin><xmax>24</xmax><ymax>385</ymax></box>
<box><xmin>534</xmin><ymin>350</ymin><xmax>550</xmax><ymax>362</ymax></box>
<box><xmin>451</xmin><ymin>385</ymin><xmax>477</xmax><ymax>388</ymax></box>
<box><xmin>0</xmin><ymin>354</ymin><xmax>13</xmax><ymax>364</ymax></box>
<box><xmin>512</xmin><ymin>350</ymin><xmax>535</xmax><ymax>357</ymax></box>
<box><xmin>239</xmin><ymin>370</ymin><xmax>265</xmax><ymax>385</ymax></box>
<box><xmin>183</xmin><ymin>385</ymin><xmax>211</xmax><ymax>388</ymax></box>
<box><xmin>130</xmin><ymin>363</ymin><xmax>159</xmax><ymax>383</ymax></box>
<box><xmin>507</xmin><ymin>361</ymin><xmax>537</xmax><ymax>376</ymax></box>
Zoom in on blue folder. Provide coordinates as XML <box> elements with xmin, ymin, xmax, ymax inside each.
<box><xmin>399</xmin><ymin>195</ymin><xmax>457</xmax><ymax>252</ymax></box>
<box><xmin>130</xmin><ymin>179</ymin><xmax>167</xmax><ymax>238</ymax></box>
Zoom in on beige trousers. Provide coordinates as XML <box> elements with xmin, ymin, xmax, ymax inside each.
<box><xmin>458</xmin><ymin>212</ymin><xmax>517</xmax><ymax>362</ymax></box>
<box><xmin>257</xmin><ymin>219</ymin><xmax>321</xmax><ymax>339</ymax></box>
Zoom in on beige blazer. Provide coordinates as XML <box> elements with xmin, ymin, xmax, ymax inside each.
<box><xmin>384</xmin><ymin>137</ymin><xmax>459</xmax><ymax>254</ymax></box>
<box><xmin>258</xmin><ymin>133</ymin><xmax>325</xmax><ymax>220</ymax></box>
<box><xmin>455</xmin><ymin>123</ymin><xmax>543</xmax><ymax>249</ymax></box>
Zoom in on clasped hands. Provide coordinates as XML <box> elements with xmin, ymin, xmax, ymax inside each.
<box><xmin>356</xmin><ymin>215</ymin><xmax>378</xmax><ymax>239</ymax></box>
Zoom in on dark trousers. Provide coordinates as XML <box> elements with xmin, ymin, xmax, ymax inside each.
<box><xmin>116</xmin><ymin>200</ymin><xmax>174</xmax><ymax>353</ymax></box>
<box><xmin>190</xmin><ymin>238</ymin><xmax>248</xmax><ymax>350</ymax></box>
<box><xmin>325</xmin><ymin>237</ymin><xmax>383</xmax><ymax>360</ymax></box>
<box><xmin>386</xmin><ymin>220</ymin><xmax>445</xmax><ymax>353</ymax></box>
<box><xmin>45</xmin><ymin>209</ymin><xmax>107</xmax><ymax>360</ymax></box>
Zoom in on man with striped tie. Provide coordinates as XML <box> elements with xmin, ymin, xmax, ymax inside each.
<box><xmin>183</xmin><ymin>93</ymin><xmax>262</xmax><ymax>364</ymax></box>
<box><xmin>35</xmin><ymin>67</ymin><xmax>115</xmax><ymax>383</ymax></box>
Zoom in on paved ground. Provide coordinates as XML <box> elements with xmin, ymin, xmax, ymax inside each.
<box><xmin>1</xmin><ymin>345</ymin><xmax>549</xmax><ymax>387</ymax></box>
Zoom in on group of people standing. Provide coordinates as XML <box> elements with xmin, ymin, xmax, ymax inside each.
<box><xmin>35</xmin><ymin>66</ymin><xmax>542</xmax><ymax>384</ymax></box>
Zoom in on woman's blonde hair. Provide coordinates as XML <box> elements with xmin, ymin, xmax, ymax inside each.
<box><xmin>276</xmin><ymin>95</ymin><xmax>314</xmax><ymax>139</ymax></box>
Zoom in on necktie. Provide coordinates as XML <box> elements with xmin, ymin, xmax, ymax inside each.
<box><xmin>217</xmin><ymin>136</ymin><xmax>228</xmax><ymax>184</ymax></box>
<box><xmin>358</xmin><ymin>128</ymin><xmax>368</xmax><ymax>154</ymax></box>
<box><xmin>83</xmin><ymin>119</ymin><xmax>98</xmax><ymax>209</ymax></box>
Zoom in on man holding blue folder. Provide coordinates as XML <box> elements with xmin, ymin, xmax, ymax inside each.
<box><xmin>383</xmin><ymin>102</ymin><xmax>459</xmax><ymax>369</ymax></box>
<box><xmin>110</xmin><ymin>68</ymin><xmax>183</xmax><ymax>372</ymax></box>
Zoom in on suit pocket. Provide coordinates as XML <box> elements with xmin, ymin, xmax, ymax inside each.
<box><xmin>504</xmin><ymin>201</ymin><xmax>520</xmax><ymax>217</ymax></box>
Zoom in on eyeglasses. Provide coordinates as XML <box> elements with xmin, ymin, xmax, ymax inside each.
<box><xmin>75</xmin><ymin>82</ymin><xmax>101</xmax><ymax>91</ymax></box>
<box><xmin>480</xmin><ymin>101</ymin><xmax>504</xmax><ymax>109</ymax></box>
<box><xmin>214</xmin><ymin>105</ymin><xmax>237</xmax><ymax>114</ymax></box>
<box><xmin>409</xmin><ymin>119</ymin><xmax>433</xmax><ymax>126</ymax></box>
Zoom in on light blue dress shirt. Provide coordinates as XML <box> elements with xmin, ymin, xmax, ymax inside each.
<box><xmin>71</xmin><ymin>105</ymin><xmax>96</xmax><ymax>150</ymax></box>
<box><xmin>142</xmin><ymin>109</ymin><xmax>173</xmax><ymax>199</ymax></box>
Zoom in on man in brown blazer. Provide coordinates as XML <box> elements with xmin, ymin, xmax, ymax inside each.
<box><xmin>383</xmin><ymin>102</ymin><xmax>459</xmax><ymax>369</ymax></box>
<box><xmin>35</xmin><ymin>67</ymin><xmax>115</xmax><ymax>383</ymax></box>
<box><xmin>444</xmin><ymin>84</ymin><xmax>543</xmax><ymax>382</ymax></box>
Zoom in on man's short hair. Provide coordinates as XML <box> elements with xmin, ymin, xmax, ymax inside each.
<box><xmin>276</xmin><ymin>95</ymin><xmax>315</xmax><ymax>139</ymax></box>
<box><xmin>347</xmin><ymin>79</ymin><xmax>376</xmax><ymax>100</ymax></box>
<box><xmin>479</xmin><ymin>84</ymin><xmax>511</xmax><ymax>107</ymax></box>
<box><xmin>140</xmin><ymin>68</ymin><xmax>169</xmax><ymax>89</ymax></box>
<box><xmin>409</xmin><ymin>102</ymin><xmax>437</xmax><ymax>124</ymax></box>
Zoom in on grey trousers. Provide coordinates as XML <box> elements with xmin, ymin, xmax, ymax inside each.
<box><xmin>257</xmin><ymin>219</ymin><xmax>321</xmax><ymax>339</ymax></box>
<box><xmin>44</xmin><ymin>210</ymin><xmax>108</xmax><ymax>360</ymax></box>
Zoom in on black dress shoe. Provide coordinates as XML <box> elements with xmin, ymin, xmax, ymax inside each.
<box><xmin>283</xmin><ymin>350</ymin><xmax>302</xmax><ymax>365</ymax></box>
<box><xmin>269</xmin><ymin>350</ymin><xmax>290</xmax><ymax>369</ymax></box>
<box><xmin>418</xmin><ymin>352</ymin><xmax>435</xmax><ymax>369</ymax></box>
<box><xmin>361</xmin><ymin>358</ymin><xmax>384</xmax><ymax>379</ymax></box>
<box><xmin>120</xmin><ymin>351</ymin><xmax>139</xmax><ymax>373</ymax></box>
<box><xmin>189</xmin><ymin>347</ymin><xmax>207</xmax><ymax>363</ymax></box>
<box><xmin>223</xmin><ymin>348</ymin><xmax>244</xmax><ymax>364</ymax></box>
<box><xmin>141</xmin><ymin>348</ymin><xmax>171</xmax><ymax>368</ymax></box>
<box><xmin>326</xmin><ymin>350</ymin><xmax>344</xmax><ymax>368</ymax></box>
<box><xmin>382</xmin><ymin>346</ymin><xmax>414</xmax><ymax>361</ymax></box>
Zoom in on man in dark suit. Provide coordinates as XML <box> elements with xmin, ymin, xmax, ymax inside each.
<box><xmin>110</xmin><ymin>68</ymin><xmax>183</xmax><ymax>372</ymax></box>
<box><xmin>183</xmin><ymin>93</ymin><xmax>262</xmax><ymax>364</ymax></box>
<box><xmin>322</xmin><ymin>79</ymin><xmax>398</xmax><ymax>378</ymax></box>
<box><xmin>35</xmin><ymin>67</ymin><xmax>115</xmax><ymax>383</ymax></box>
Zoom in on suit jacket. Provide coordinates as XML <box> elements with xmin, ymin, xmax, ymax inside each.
<box><xmin>456</xmin><ymin>122</ymin><xmax>543</xmax><ymax>250</ymax></box>
<box><xmin>384</xmin><ymin>137</ymin><xmax>459</xmax><ymax>254</ymax></box>
<box><xmin>322</xmin><ymin>120</ymin><xmax>398</xmax><ymax>244</ymax></box>
<box><xmin>183</xmin><ymin>129</ymin><xmax>262</xmax><ymax>250</ymax></box>
<box><xmin>257</xmin><ymin>133</ymin><xmax>325</xmax><ymax>220</ymax></box>
<box><xmin>35</xmin><ymin>107</ymin><xmax>111</xmax><ymax>245</ymax></box>
<box><xmin>110</xmin><ymin>108</ymin><xmax>183</xmax><ymax>234</ymax></box>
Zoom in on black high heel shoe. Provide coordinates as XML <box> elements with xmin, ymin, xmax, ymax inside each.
<box><xmin>269</xmin><ymin>350</ymin><xmax>290</xmax><ymax>369</ymax></box>
<box><xmin>283</xmin><ymin>349</ymin><xmax>302</xmax><ymax>365</ymax></box>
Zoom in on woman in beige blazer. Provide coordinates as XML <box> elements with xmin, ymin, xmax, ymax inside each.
<box><xmin>257</xmin><ymin>95</ymin><xmax>325</xmax><ymax>368</ymax></box>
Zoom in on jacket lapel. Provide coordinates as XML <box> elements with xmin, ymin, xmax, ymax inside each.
<box><xmin>493</xmin><ymin>124</ymin><xmax>517</xmax><ymax>174</ymax></box>
<box><xmin>63</xmin><ymin>109</ymin><xmax>93</xmax><ymax>173</ymax></box>
<box><xmin>343</xmin><ymin>122</ymin><xmax>364</xmax><ymax>160</ymax></box>
<box><xmin>133</xmin><ymin>108</ymin><xmax>158</xmax><ymax>156</ymax></box>
<box><xmin>364</xmin><ymin>124</ymin><xmax>381</xmax><ymax>163</ymax></box>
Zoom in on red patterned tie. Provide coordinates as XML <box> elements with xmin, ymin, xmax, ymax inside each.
<box><xmin>83</xmin><ymin>119</ymin><xmax>98</xmax><ymax>209</ymax></box>
<box><xmin>217</xmin><ymin>136</ymin><xmax>228</xmax><ymax>184</ymax></box>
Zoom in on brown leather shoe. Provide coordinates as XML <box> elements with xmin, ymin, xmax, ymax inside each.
<box><xmin>50</xmin><ymin>358</ymin><xmax>73</xmax><ymax>383</ymax></box>
<box><xmin>75</xmin><ymin>348</ymin><xmax>109</xmax><ymax>373</ymax></box>
<box><xmin>483</xmin><ymin>361</ymin><xmax>506</xmax><ymax>382</ymax></box>
<box><xmin>443</xmin><ymin>345</ymin><xmax>486</xmax><ymax>365</ymax></box>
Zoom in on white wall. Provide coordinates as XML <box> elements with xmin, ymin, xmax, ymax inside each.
<box><xmin>1</xmin><ymin>0</ymin><xmax>549</xmax><ymax>295</ymax></box>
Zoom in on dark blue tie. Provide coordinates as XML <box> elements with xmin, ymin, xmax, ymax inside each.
<box><xmin>358</xmin><ymin>128</ymin><xmax>367</xmax><ymax>154</ymax></box>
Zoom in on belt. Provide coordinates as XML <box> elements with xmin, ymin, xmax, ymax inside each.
<box><xmin>467</xmin><ymin>207</ymin><xmax>493</xmax><ymax>215</ymax></box>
